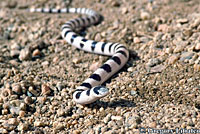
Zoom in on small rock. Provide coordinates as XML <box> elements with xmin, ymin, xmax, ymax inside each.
<box><xmin>56</xmin><ymin>82</ymin><xmax>64</xmax><ymax>91</ymax></box>
<box><xmin>195</xmin><ymin>43</ymin><xmax>200</xmax><ymax>51</ymax></box>
<box><xmin>72</xmin><ymin>130</ymin><xmax>81</xmax><ymax>134</ymax></box>
<box><xmin>10</xmin><ymin>106</ymin><xmax>20</xmax><ymax>115</ymax></box>
<box><xmin>140</xmin><ymin>11</ymin><xmax>150</xmax><ymax>20</ymax></box>
<box><xmin>19</xmin><ymin>48</ymin><xmax>32</xmax><ymax>61</ymax></box>
<box><xmin>8</xmin><ymin>118</ymin><xmax>19</xmax><ymax>126</ymax></box>
<box><xmin>111</xmin><ymin>1</ymin><xmax>120</xmax><ymax>7</ymax></box>
<box><xmin>37</xmin><ymin>96</ymin><xmax>47</xmax><ymax>104</ymax></box>
<box><xmin>24</xmin><ymin>96</ymin><xmax>32</xmax><ymax>104</ymax></box>
<box><xmin>19</xmin><ymin>110</ymin><xmax>25</xmax><ymax>117</ymax></box>
<box><xmin>103</xmin><ymin>113</ymin><xmax>112</xmax><ymax>123</ymax></box>
<box><xmin>149</xmin><ymin>65</ymin><xmax>166</xmax><ymax>73</ymax></box>
<box><xmin>158</xmin><ymin>24</ymin><xmax>169</xmax><ymax>32</ymax></box>
<box><xmin>127</xmin><ymin>67</ymin><xmax>134</xmax><ymax>72</ymax></box>
<box><xmin>191</xmin><ymin>18</ymin><xmax>200</xmax><ymax>28</ymax></box>
<box><xmin>19</xmin><ymin>102</ymin><xmax>27</xmax><ymax>111</ymax></box>
<box><xmin>121</xmin><ymin>7</ymin><xmax>128</xmax><ymax>14</ymax></box>
<box><xmin>53</xmin><ymin>56</ymin><xmax>59</xmax><ymax>63</ymax></box>
<box><xmin>183</xmin><ymin>29</ymin><xmax>193</xmax><ymax>37</ymax></box>
<box><xmin>28</xmin><ymin>86</ymin><xmax>39</xmax><ymax>96</ymax></box>
<box><xmin>180</xmin><ymin>52</ymin><xmax>194</xmax><ymax>61</ymax></box>
<box><xmin>194</xmin><ymin>64</ymin><xmax>200</xmax><ymax>71</ymax></box>
<box><xmin>149</xmin><ymin>122</ymin><xmax>157</xmax><ymax>128</ymax></box>
<box><xmin>133</xmin><ymin>37</ymin><xmax>141</xmax><ymax>44</ymax></box>
<box><xmin>154</xmin><ymin>32</ymin><xmax>163</xmax><ymax>42</ymax></box>
<box><xmin>34</xmin><ymin>121</ymin><xmax>45</xmax><ymax>127</ymax></box>
<box><xmin>147</xmin><ymin>58</ymin><xmax>161</xmax><ymax>67</ymax></box>
<box><xmin>72</xmin><ymin>58</ymin><xmax>81</xmax><ymax>64</ymax></box>
<box><xmin>177</xmin><ymin>18</ymin><xmax>188</xmax><ymax>24</ymax></box>
<box><xmin>41</xmin><ymin>61</ymin><xmax>49</xmax><ymax>66</ymax></box>
<box><xmin>11</xmin><ymin>43</ymin><xmax>20</xmax><ymax>50</ymax></box>
<box><xmin>173</xmin><ymin>118</ymin><xmax>180</xmax><ymax>123</ymax></box>
<box><xmin>130</xmin><ymin>90</ymin><xmax>137</xmax><ymax>96</ymax></box>
<box><xmin>57</xmin><ymin>109</ymin><xmax>65</xmax><ymax>117</ymax></box>
<box><xmin>59</xmin><ymin>60</ymin><xmax>67</xmax><ymax>66</ymax></box>
<box><xmin>12</xmin><ymin>84</ymin><xmax>22</xmax><ymax>94</ymax></box>
<box><xmin>2</xmin><ymin>109</ymin><xmax>8</xmax><ymax>115</ymax></box>
<box><xmin>165</xmin><ymin>47</ymin><xmax>173</xmax><ymax>54</ymax></box>
<box><xmin>111</xmin><ymin>116</ymin><xmax>123</xmax><ymax>121</ymax></box>
<box><xmin>10</xmin><ymin>50</ymin><xmax>20</xmax><ymax>57</ymax></box>
<box><xmin>32</xmin><ymin>49</ymin><xmax>41</xmax><ymax>57</ymax></box>
<box><xmin>2</xmin><ymin>122</ymin><xmax>15</xmax><ymax>131</ymax></box>
<box><xmin>140</xmin><ymin>37</ymin><xmax>149</xmax><ymax>43</ymax></box>
<box><xmin>41</xmin><ymin>84</ymin><xmax>51</xmax><ymax>95</ymax></box>
<box><xmin>174</xmin><ymin>45</ymin><xmax>185</xmax><ymax>53</ymax></box>
<box><xmin>53</xmin><ymin>122</ymin><xmax>64</xmax><ymax>130</ymax></box>
<box><xmin>18</xmin><ymin>123</ymin><xmax>28</xmax><ymax>131</ymax></box>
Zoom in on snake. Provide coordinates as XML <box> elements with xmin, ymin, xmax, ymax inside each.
<box><xmin>29</xmin><ymin>7</ymin><xmax>129</xmax><ymax>105</ymax></box>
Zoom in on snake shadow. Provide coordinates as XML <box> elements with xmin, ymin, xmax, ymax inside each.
<box><xmin>85</xmin><ymin>98</ymin><xmax>136</xmax><ymax>109</ymax></box>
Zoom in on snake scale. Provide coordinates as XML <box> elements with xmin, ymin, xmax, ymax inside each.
<box><xmin>30</xmin><ymin>7</ymin><xmax>129</xmax><ymax>105</ymax></box>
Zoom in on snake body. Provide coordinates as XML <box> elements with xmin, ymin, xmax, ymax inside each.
<box><xmin>30</xmin><ymin>8</ymin><xmax>129</xmax><ymax>105</ymax></box>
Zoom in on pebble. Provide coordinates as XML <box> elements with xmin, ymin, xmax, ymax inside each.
<box><xmin>11</xmin><ymin>43</ymin><xmax>20</xmax><ymax>50</ymax></box>
<box><xmin>121</xmin><ymin>7</ymin><xmax>128</xmax><ymax>14</ymax></box>
<box><xmin>140</xmin><ymin>11</ymin><xmax>150</xmax><ymax>20</ymax></box>
<box><xmin>167</xmin><ymin>54</ymin><xmax>179</xmax><ymax>64</ymax></box>
<box><xmin>103</xmin><ymin>113</ymin><xmax>112</xmax><ymax>123</ymax></box>
<box><xmin>41</xmin><ymin>84</ymin><xmax>51</xmax><ymax>95</ymax></box>
<box><xmin>10</xmin><ymin>106</ymin><xmax>20</xmax><ymax>115</ymax></box>
<box><xmin>111</xmin><ymin>116</ymin><xmax>123</xmax><ymax>121</ymax></box>
<box><xmin>24</xmin><ymin>96</ymin><xmax>32</xmax><ymax>104</ymax></box>
<box><xmin>165</xmin><ymin>47</ymin><xmax>173</xmax><ymax>54</ymax></box>
<box><xmin>191</xmin><ymin>18</ymin><xmax>200</xmax><ymax>28</ymax></box>
<box><xmin>34</xmin><ymin>121</ymin><xmax>45</xmax><ymax>127</ymax></box>
<box><xmin>37</xmin><ymin>96</ymin><xmax>47</xmax><ymax>104</ymax></box>
<box><xmin>53</xmin><ymin>122</ymin><xmax>64</xmax><ymax>130</ymax></box>
<box><xmin>32</xmin><ymin>49</ymin><xmax>41</xmax><ymax>57</ymax></box>
<box><xmin>19</xmin><ymin>110</ymin><xmax>25</xmax><ymax>117</ymax></box>
<box><xmin>28</xmin><ymin>86</ymin><xmax>39</xmax><ymax>96</ymax></box>
<box><xmin>195</xmin><ymin>43</ymin><xmax>200</xmax><ymax>51</ymax></box>
<box><xmin>180</xmin><ymin>52</ymin><xmax>194</xmax><ymax>61</ymax></box>
<box><xmin>183</xmin><ymin>29</ymin><xmax>193</xmax><ymax>37</ymax></box>
<box><xmin>127</xmin><ymin>67</ymin><xmax>134</xmax><ymax>72</ymax></box>
<box><xmin>194</xmin><ymin>64</ymin><xmax>200</xmax><ymax>71</ymax></box>
<box><xmin>177</xmin><ymin>18</ymin><xmax>188</xmax><ymax>24</ymax></box>
<box><xmin>174</xmin><ymin>45</ymin><xmax>185</xmax><ymax>53</ymax></box>
<box><xmin>8</xmin><ymin>118</ymin><xmax>19</xmax><ymax>126</ymax></box>
<box><xmin>12</xmin><ymin>84</ymin><xmax>22</xmax><ymax>94</ymax></box>
<box><xmin>17</xmin><ymin>123</ymin><xmax>28</xmax><ymax>131</ymax></box>
<box><xmin>10</xmin><ymin>50</ymin><xmax>20</xmax><ymax>57</ymax></box>
<box><xmin>72</xmin><ymin>58</ymin><xmax>81</xmax><ymax>64</ymax></box>
<box><xmin>130</xmin><ymin>90</ymin><xmax>137</xmax><ymax>96</ymax></box>
<box><xmin>19</xmin><ymin>48</ymin><xmax>32</xmax><ymax>61</ymax></box>
<box><xmin>158</xmin><ymin>24</ymin><xmax>169</xmax><ymax>32</ymax></box>
<box><xmin>147</xmin><ymin>58</ymin><xmax>161</xmax><ymax>67</ymax></box>
<box><xmin>41</xmin><ymin>61</ymin><xmax>49</xmax><ymax>66</ymax></box>
<box><xmin>149</xmin><ymin>121</ymin><xmax>157</xmax><ymax>128</ymax></box>
<box><xmin>149</xmin><ymin>64</ymin><xmax>166</xmax><ymax>73</ymax></box>
<box><xmin>19</xmin><ymin>102</ymin><xmax>26</xmax><ymax>111</ymax></box>
<box><xmin>133</xmin><ymin>37</ymin><xmax>141</xmax><ymax>43</ymax></box>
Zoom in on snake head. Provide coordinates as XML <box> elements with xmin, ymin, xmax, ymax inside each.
<box><xmin>92</xmin><ymin>86</ymin><xmax>109</xmax><ymax>98</ymax></box>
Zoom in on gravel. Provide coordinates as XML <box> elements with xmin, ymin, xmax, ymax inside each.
<box><xmin>0</xmin><ymin>0</ymin><xmax>200</xmax><ymax>133</ymax></box>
